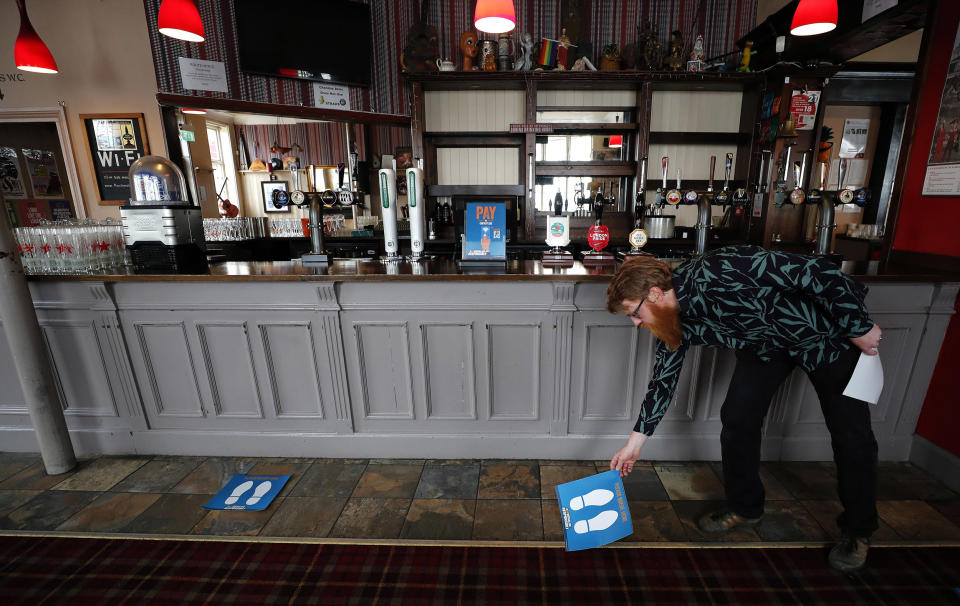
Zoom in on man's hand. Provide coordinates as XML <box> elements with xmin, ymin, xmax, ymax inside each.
<box><xmin>610</xmin><ymin>431</ymin><xmax>649</xmax><ymax>477</ymax></box>
<box><xmin>850</xmin><ymin>323</ymin><xmax>882</xmax><ymax>356</ymax></box>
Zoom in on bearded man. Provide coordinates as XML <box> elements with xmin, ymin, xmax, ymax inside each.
<box><xmin>606</xmin><ymin>245</ymin><xmax>882</xmax><ymax>572</ymax></box>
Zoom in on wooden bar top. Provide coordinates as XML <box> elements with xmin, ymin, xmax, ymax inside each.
<box><xmin>23</xmin><ymin>258</ymin><xmax>959</xmax><ymax>283</ymax></box>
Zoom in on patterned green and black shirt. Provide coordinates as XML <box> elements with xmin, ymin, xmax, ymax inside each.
<box><xmin>635</xmin><ymin>245</ymin><xmax>874</xmax><ymax>436</ymax></box>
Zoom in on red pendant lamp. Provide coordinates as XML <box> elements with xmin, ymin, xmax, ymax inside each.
<box><xmin>14</xmin><ymin>0</ymin><xmax>58</xmax><ymax>74</ymax></box>
<box><xmin>474</xmin><ymin>0</ymin><xmax>515</xmax><ymax>34</ymax></box>
<box><xmin>158</xmin><ymin>0</ymin><xmax>205</xmax><ymax>43</ymax></box>
<box><xmin>790</xmin><ymin>0</ymin><xmax>837</xmax><ymax>36</ymax></box>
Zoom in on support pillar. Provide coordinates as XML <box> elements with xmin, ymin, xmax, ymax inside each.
<box><xmin>0</xmin><ymin>211</ymin><xmax>76</xmax><ymax>474</ymax></box>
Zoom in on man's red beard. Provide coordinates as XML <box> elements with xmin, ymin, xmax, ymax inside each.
<box><xmin>643</xmin><ymin>303</ymin><xmax>683</xmax><ymax>351</ymax></box>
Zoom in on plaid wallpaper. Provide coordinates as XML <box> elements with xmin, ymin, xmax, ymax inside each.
<box><xmin>144</xmin><ymin>0</ymin><xmax>757</xmax><ymax>117</ymax></box>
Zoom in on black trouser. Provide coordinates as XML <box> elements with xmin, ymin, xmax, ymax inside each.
<box><xmin>720</xmin><ymin>346</ymin><xmax>879</xmax><ymax>538</ymax></box>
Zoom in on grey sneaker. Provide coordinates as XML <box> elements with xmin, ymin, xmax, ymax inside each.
<box><xmin>829</xmin><ymin>536</ymin><xmax>870</xmax><ymax>572</ymax></box>
<box><xmin>697</xmin><ymin>509</ymin><xmax>762</xmax><ymax>533</ymax></box>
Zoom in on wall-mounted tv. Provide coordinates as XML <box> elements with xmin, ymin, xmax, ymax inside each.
<box><xmin>235</xmin><ymin>0</ymin><xmax>372</xmax><ymax>88</ymax></box>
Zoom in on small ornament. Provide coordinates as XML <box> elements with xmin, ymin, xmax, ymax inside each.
<box><xmin>460</xmin><ymin>31</ymin><xmax>478</xmax><ymax>71</ymax></box>
<box><xmin>738</xmin><ymin>41</ymin><xmax>756</xmax><ymax>72</ymax></box>
<box><xmin>663</xmin><ymin>30</ymin><xmax>684</xmax><ymax>71</ymax></box>
<box><xmin>600</xmin><ymin>44</ymin><xmax>621</xmax><ymax>71</ymax></box>
<box><xmin>515</xmin><ymin>32</ymin><xmax>534</xmax><ymax>71</ymax></box>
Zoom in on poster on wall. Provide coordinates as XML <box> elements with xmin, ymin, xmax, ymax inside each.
<box><xmin>13</xmin><ymin>200</ymin><xmax>52</xmax><ymax>227</ymax></box>
<box><xmin>0</xmin><ymin>146</ymin><xmax>27</xmax><ymax>199</ymax></box>
<box><xmin>790</xmin><ymin>90</ymin><xmax>821</xmax><ymax>131</ymax></box>
<box><xmin>80</xmin><ymin>114</ymin><xmax>149</xmax><ymax>205</ymax></box>
<box><xmin>922</xmin><ymin>23</ymin><xmax>960</xmax><ymax>195</ymax></box>
<box><xmin>839</xmin><ymin>119</ymin><xmax>870</xmax><ymax>158</ymax></box>
<box><xmin>21</xmin><ymin>148</ymin><xmax>63</xmax><ymax>197</ymax></box>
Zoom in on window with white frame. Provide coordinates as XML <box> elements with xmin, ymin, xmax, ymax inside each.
<box><xmin>206</xmin><ymin>122</ymin><xmax>239</xmax><ymax>209</ymax></box>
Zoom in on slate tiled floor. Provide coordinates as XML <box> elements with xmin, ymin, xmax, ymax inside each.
<box><xmin>0</xmin><ymin>452</ymin><xmax>958</xmax><ymax>544</ymax></box>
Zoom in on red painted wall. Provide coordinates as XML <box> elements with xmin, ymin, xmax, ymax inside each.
<box><xmin>896</xmin><ymin>1</ymin><xmax>960</xmax><ymax>457</ymax></box>
<box><xmin>893</xmin><ymin>1</ymin><xmax>960</xmax><ymax>256</ymax></box>
<box><xmin>915</xmin><ymin>296</ymin><xmax>960</xmax><ymax>456</ymax></box>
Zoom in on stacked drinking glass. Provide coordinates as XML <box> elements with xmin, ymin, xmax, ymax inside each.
<box><xmin>12</xmin><ymin>219</ymin><xmax>130</xmax><ymax>274</ymax></box>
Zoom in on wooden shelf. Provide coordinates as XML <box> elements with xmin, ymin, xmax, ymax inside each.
<box><xmin>649</xmin><ymin>131</ymin><xmax>750</xmax><ymax>145</ymax></box>
<box><xmin>404</xmin><ymin>70</ymin><xmax>761</xmax><ymax>91</ymax></box>
<box><xmin>537</xmin><ymin>162</ymin><xmax>635</xmax><ymax>177</ymax></box>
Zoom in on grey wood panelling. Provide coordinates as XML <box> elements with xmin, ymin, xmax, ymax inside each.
<box><xmin>580</xmin><ymin>323</ymin><xmax>637</xmax><ymax>421</ymax></box>
<box><xmin>260</xmin><ymin>323</ymin><xmax>325</xmax><ymax>419</ymax></box>
<box><xmin>135</xmin><ymin>322</ymin><xmax>204</xmax><ymax>418</ymax></box>
<box><xmin>650</xmin><ymin>91</ymin><xmax>743</xmax><ymax>132</ymax></box>
<box><xmin>0</xmin><ymin>324</ymin><xmax>28</xmax><ymax>411</ymax></box>
<box><xmin>425</xmin><ymin>90</ymin><xmax>524</xmax><ymax>132</ymax></box>
<box><xmin>485</xmin><ymin>323</ymin><xmax>540</xmax><ymax>420</ymax></box>
<box><xmin>197</xmin><ymin>323</ymin><xmax>263</xmax><ymax>419</ymax></box>
<box><xmin>537</xmin><ymin>89</ymin><xmax>637</xmax><ymax>107</ymax></box>
<box><xmin>353</xmin><ymin>322</ymin><xmax>415</xmax><ymax>419</ymax></box>
<box><xmin>41</xmin><ymin>321</ymin><xmax>117</xmax><ymax>417</ymax></box>
<box><xmin>437</xmin><ymin>148</ymin><xmax>520</xmax><ymax>185</ymax></box>
<box><xmin>421</xmin><ymin>323</ymin><xmax>476</xmax><ymax>420</ymax></box>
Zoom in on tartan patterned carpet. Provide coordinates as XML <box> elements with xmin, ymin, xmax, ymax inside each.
<box><xmin>1</xmin><ymin>535</ymin><xmax>958</xmax><ymax>605</ymax></box>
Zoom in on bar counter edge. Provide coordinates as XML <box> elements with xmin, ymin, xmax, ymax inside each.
<box><xmin>2</xmin><ymin>266</ymin><xmax>957</xmax><ymax>463</ymax></box>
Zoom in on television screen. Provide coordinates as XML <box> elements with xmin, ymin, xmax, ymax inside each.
<box><xmin>235</xmin><ymin>0</ymin><xmax>372</xmax><ymax>88</ymax></box>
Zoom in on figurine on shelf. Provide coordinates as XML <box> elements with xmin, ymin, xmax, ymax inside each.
<box><xmin>460</xmin><ymin>31</ymin><xmax>478</xmax><ymax>71</ymax></box>
<box><xmin>642</xmin><ymin>26</ymin><xmax>662</xmax><ymax>70</ymax></box>
<box><xmin>482</xmin><ymin>49</ymin><xmax>497</xmax><ymax>71</ymax></box>
<box><xmin>399</xmin><ymin>0</ymin><xmax>439</xmax><ymax>72</ymax></box>
<box><xmin>687</xmin><ymin>34</ymin><xmax>705</xmax><ymax>71</ymax></box>
<box><xmin>600</xmin><ymin>44</ymin><xmax>621</xmax><ymax>71</ymax></box>
<box><xmin>738</xmin><ymin>40</ymin><xmax>756</xmax><ymax>72</ymax></box>
<box><xmin>557</xmin><ymin>27</ymin><xmax>573</xmax><ymax>70</ymax></box>
<box><xmin>663</xmin><ymin>30</ymin><xmax>684</xmax><ymax>71</ymax></box>
<box><xmin>515</xmin><ymin>32</ymin><xmax>534</xmax><ymax>71</ymax></box>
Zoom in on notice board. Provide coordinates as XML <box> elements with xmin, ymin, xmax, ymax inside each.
<box><xmin>81</xmin><ymin>113</ymin><xmax>149</xmax><ymax>205</ymax></box>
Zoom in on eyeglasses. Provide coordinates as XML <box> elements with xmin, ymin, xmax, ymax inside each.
<box><xmin>629</xmin><ymin>295</ymin><xmax>647</xmax><ymax>319</ymax></box>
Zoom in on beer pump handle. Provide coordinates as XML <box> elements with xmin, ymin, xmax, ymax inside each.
<box><xmin>724</xmin><ymin>153</ymin><xmax>733</xmax><ymax>190</ymax></box>
<box><xmin>337</xmin><ymin>163</ymin><xmax>346</xmax><ymax>190</ymax></box>
<box><xmin>639</xmin><ymin>157</ymin><xmax>647</xmax><ymax>196</ymax></box>
<box><xmin>793</xmin><ymin>161</ymin><xmax>802</xmax><ymax>188</ymax></box>
<box><xmin>838</xmin><ymin>158</ymin><xmax>847</xmax><ymax>191</ymax></box>
<box><xmin>799</xmin><ymin>151</ymin><xmax>808</xmax><ymax>189</ymax></box>
<box><xmin>758</xmin><ymin>152</ymin><xmax>767</xmax><ymax>192</ymax></box>
<box><xmin>820</xmin><ymin>162</ymin><xmax>828</xmax><ymax>190</ymax></box>
<box><xmin>676</xmin><ymin>169</ymin><xmax>681</xmax><ymax>190</ymax></box>
<box><xmin>708</xmin><ymin>156</ymin><xmax>716</xmax><ymax>192</ymax></box>
<box><xmin>662</xmin><ymin>157</ymin><xmax>668</xmax><ymax>190</ymax></box>
<box><xmin>784</xmin><ymin>146</ymin><xmax>793</xmax><ymax>185</ymax></box>
<box><xmin>553</xmin><ymin>191</ymin><xmax>563</xmax><ymax>216</ymax></box>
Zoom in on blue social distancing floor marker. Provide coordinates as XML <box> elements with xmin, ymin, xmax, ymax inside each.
<box><xmin>204</xmin><ymin>474</ymin><xmax>290</xmax><ymax>511</ymax></box>
<box><xmin>555</xmin><ymin>469</ymin><xmax>633</xmax><ymax>551</ymax></box>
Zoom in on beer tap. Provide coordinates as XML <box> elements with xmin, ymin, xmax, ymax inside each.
<box><xmin>707</xmin><ymin>155</ymin><xmax>716</xmax><ymax>194</ymax></box>
<box><xmin>815</xmin><ymin>160</ymin><xmax>841</xmax><ymax>256</ymax></box>
<box><xmin>789</xmin><ymin>150</ymin><xmax>808</xmax><ymax>205</ymax></box>
<box><xmin>773</xmin><ymin>145</ymin><xmax>791</xmax><ymax>207</ymax></box>
<box><xmin>633</xmin><ymin>157</ymin><xmax>647</xmax><ymax>229</ymax></box>
<box><xmin>806</xmin><ymin>161</ymin><xmax>827</xmax><ymax>207</ymax></box>
<box><xmin>289</xmin><ymin>163</ymin><xmax>361</xmax><ymax>266</ymax></box>
<box><xmin>714</xmin><ymin>153</ymin><xmax>732</xmax><ymax>205</ymax></box>
<box><xmin>654</xmin><ymin>156</ymin><xmax>668</xmax><ymax>210</ymax></box>
<box><xmin>838</xmin><ymin>158</ymin><xmax>855</xmax><ymax>205</ymax></box>
<box><xmin>667</xmin><ymin>169</ymin><xmax>682</xmax><ymax>206</ymax></box>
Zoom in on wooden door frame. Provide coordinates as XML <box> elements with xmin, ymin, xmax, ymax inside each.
<box><xmin>0</xmin><ymin>106</ymin><xmax>87</xmax><ymax>219</ymax></box>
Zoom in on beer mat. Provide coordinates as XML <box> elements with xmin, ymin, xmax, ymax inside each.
<box><xmin>555</xmin><ymin>469</ymin><xmax>633</xmax><ymax>551</ymax></box>
<box><xmin>204</xmin><ymin>474</ymin><xmax>290</xmax><ymax>511</ymax></box>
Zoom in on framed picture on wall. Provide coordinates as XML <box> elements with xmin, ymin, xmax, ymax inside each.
<box><xmin>80</xmin><ymin>113</ymin><xmax>149</xmax><ymax>205</ymax></box>
<box><xmin>261</xmin><ymin>180</ymin><xmax>290</xmax><ymax>212</ymax></box>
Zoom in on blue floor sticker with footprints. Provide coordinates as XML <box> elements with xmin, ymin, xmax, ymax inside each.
<box><xmin>555</xmin><ymin>469</ymin><xmax>633</xmax><ymax>551</ymax></box>
<box><xmin>205</xmin><ymin>474</ymin><xmax>290</xmax><ymax>511</ymax></box>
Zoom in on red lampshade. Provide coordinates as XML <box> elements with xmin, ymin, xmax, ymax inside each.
<box><xmin>14</xmin><ymin>0</ymin><xmax>57</xmax><ymax>74</ymax></box>
<box><xmin>790</xmin><ymin>0</ymin><xmax>837</xmax><ymax>36</ymax></box>
<box><xmin>474</xmin><ymin>0</ymin><xmax>515</xmax><ymax>34</ymax></box>
<box><xmin>158</xmin><ymin>0</ymin><xmax>205</xmax><ymax>43</ymax></box>
<box><xmin>608</xmin><ymin>135</ymin><xmax>622</xmax><ymax>149</ymax></box>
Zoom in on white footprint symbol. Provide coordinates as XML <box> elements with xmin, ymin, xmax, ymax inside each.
<box><xmin>573</xmin><ymin>510</ymin><xmax>619</xmax><ymax>534</ymax></box>
<box><xmin>224</xmin><ymin>480</ymin><xmax>253</xmax><ymax>505</ymax></box>
<box><xmin>569</xmin><ymin>488</ymin><xmax>614</xmax><ymax>511</ymax></box>
<box><xmin>245</xmin><ymin>481</ymin><xmax>273</xmax><ymax>506</ymax></box>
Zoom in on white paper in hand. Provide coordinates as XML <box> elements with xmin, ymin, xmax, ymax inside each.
<box><xmin>843</xmin><ymin>352</ymin><xmax>884</xmax><ymax>405</ymax></box>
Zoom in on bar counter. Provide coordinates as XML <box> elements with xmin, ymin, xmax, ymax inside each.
<box><xmin>22</xmin><ymin>258</ymin><xmax>960</xmax><ymax>283</ymax></box>
<box><xmin>4</xmin><ymin>259</ymin><xmax>958</xmax><ymax>462</ymax></box>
